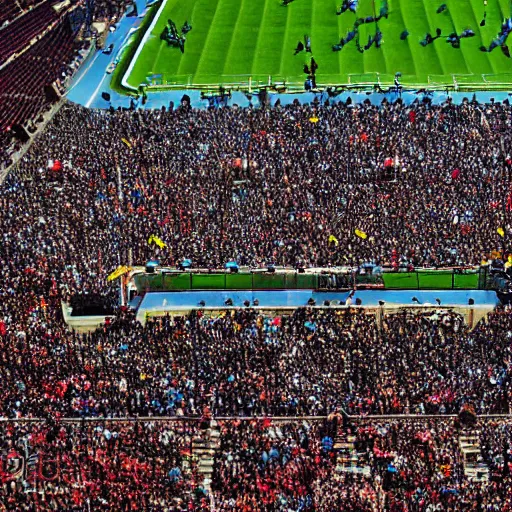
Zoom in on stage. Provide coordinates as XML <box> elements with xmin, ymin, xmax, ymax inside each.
<box><xmin>134</xmin><ymin>289</ymin><xmax>499</xmax><ymax>326</ymax></box>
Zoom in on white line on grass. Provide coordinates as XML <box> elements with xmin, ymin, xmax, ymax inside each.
<box><xmin>122</xmin><ymin>0</ymin><xmax>170</xmax><ymax>91</ymax></box>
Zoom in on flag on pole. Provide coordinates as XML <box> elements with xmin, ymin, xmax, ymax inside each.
<box><xmin>148</xmin><ymin>234</ymin><xmax>167</xmax><ymax>249</ymax></box>
<box><xmin>480</xmin><ymin>111</ymin><xmax>490</xmax><ymax>131</ymax></box>
<box><xmin>107</xmin><ymin>265</ymin><xmax>132</xmax><ymax>282</ymax></box>
<box><xmin>121</xmin><ymin>138</ymin><xmax>132</xmax><ymax>148</ymax></box>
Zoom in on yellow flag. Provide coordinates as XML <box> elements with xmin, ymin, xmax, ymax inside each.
<box><xmin>328</xmin><ymin>234</ymin><xmax>339</xmax><ymax>246</ymax></box>
<box><xmin>154</xmin><ymin>236</ymin><xmax>166</xmax><ymax>249</ymax></box>
<box><xmin>355</xmin><ymin>229</ymin><xmax>367</xmax><ymax>239</ymax></box>
<box><xmin>121</xmin><ymin>138</ymin><xmax>132</xmax><ymax>148</ymax></box>
<box><xmin>107</xmin><ymin>265</ymin><xmax>131</xmax><ymax>282</ymax></box>
<box><xmin>148</xmin><ymin>234</ymin><xmax>166</xmax><ymax>249</ymax></box>
<box><xmin>497</xmin><ymin>227</ymin><xmax>505</xmax><ymax>237</ymax></box>
<box><xmin>309</xmin><ymin>116</ymin><xmax>319</xmax><ymax>123</ymax></box>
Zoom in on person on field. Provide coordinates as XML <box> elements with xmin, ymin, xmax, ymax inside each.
<box><xmin>337</xmin><ymin>0</ymin><xmax>358</xmax><ymax>14</ymax></box>
<box><xmin>332</xmin><ymin>29</ymin><xmax>356</xmax><ymax>51</ymax></box>
<box><xmin>181</xmin><ymin>20</ymin><xmax>192</xmax><ymax>34</ymax></box>
<box><xmin>304</xmin><ymin>34</ymin><xmax>312</xmax><ymax>52</ymax></box>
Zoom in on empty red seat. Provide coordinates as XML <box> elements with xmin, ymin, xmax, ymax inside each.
<box><xmin>0</xmin><ymin>2</ymin><xmax>57</xmax><ymax>64</ymax></box>
<box><xmin>0</xmin><ymin>15</ymin><xmax>76</xmax><ymax>132</ymax></box>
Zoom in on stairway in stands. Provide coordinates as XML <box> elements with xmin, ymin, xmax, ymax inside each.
<box><xmin>192</xmin><ymin>420</ymin><xmax>221</xmax><ymax>494</ymax></box>
<box><xmin>459</xmin><ymin>429</ymin><xmax>489</xmax><ymax>482</ymax></box>
<box><xmin>334</xmin><ymin>429</ymin><xmax>370</xmax><ymax>476</ymax></box>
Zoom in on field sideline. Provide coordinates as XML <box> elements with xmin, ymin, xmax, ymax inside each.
<box><xmin>122</xmin><ymin>0</ymin><xmax>512</xmax><ymax>90</ymax></box>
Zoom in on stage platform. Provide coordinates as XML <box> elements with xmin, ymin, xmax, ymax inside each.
<box><xmin>134</xmin><ymin>289</ymin><xmax>499</xmax><ymax>326</ymax></box>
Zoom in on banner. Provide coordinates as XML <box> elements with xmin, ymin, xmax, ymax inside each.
<box><xmin>107</xmin><ymin>265</ymin><xmax>132</xmax><ymax>282</ymax></box>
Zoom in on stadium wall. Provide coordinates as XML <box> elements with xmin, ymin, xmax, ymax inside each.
<box><xmin>132</xmin><ymin>269</ymin><xmax>486</xmax><ymax>292</ymax></box>
<box><xmin>133</xmin><ymin>272</ymin><xmax>321</xmax><ymax>291</ymax></box>
<box><xmin>382</xmin><ymin>270</ymin><xmax>481</xmax><ymax>290</ymax></box>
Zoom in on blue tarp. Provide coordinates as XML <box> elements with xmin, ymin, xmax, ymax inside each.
<box><xmin>135</xmin><ymin>289</ymin><xmax>498</xmax><ymax>311</ymax></box>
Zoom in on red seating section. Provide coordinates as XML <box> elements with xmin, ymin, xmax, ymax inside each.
<box><xmin>0</xmin><ymin>1</ymin><xmax>57</xmax><ymax>64</ymax></box>
<box><xmin>0</xmin><ymin>0</ymin><xmax>22</xmax><ymax>26</ymax></box>
<box><xmin>0</xmin><ymin>18</ymin><xmax>76</xmax><ymax>131</ymax></box>
<box><xmin>0</xmin><ymin>0</ymin><xmax>58</xmax><ymax>27</ymax></box>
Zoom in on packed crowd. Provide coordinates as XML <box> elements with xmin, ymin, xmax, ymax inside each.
<box><xmin>4</xmin><ymin>101</ymin><xmax>512</xmax><ymax>300</ymax></box>
<box><xmin>0</xmin><ymin>420</ymin><xmax>208</xmax><ymax>511</ymax></box>
<box><xmin>0</xmin><ymin>305</ymin><xmax>510</xmax><ymax>419</ymax></box>
<box><xmin>1</xmin><ymin>415</ymin><xmax>510</xmax><ymax>511</ymax></box>
<box><xmin>90</xmin><ymin>0</ymin><xmax>131</xmax><ymax>23</ymax></box>
<box><xmin>211</xmin><ymin>416</ymin><xmax>512</xmax><ymax>511</ymax></box>
<box><xmin>2</xmin><ymin>98</ymin><xmax>512</xmax><ymax>508</ymax></box>
<box><xmin>326</xmin><ymin>418</ymin><xmax>512</xmax><ymax>511</ymax></box>
<box><xmin>346</xmin><ymin>309</ymin><xmax>512</xmax><ymax>415</ymax></box>
<box><xmin>212</xmin><ymin>419</ymin><xmax>330</xmax><ymax>511</ymax></box>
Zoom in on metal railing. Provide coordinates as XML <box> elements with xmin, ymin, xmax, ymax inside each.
<box><xmin>0</xmin><ymin>413</ymin><xmax>511</xmax><ymax>424</ymax></box>
<box><xmin>132</xmin><ymin>266</ymin><xmax>489</xmax><ymax>293</ymax></box>
<box><xmin>141</xmin><ymin>72</ymin><xmax>512</xmax><ymax>93</ymax></box>
<box><xmin>381</xmin><ymin>267</ymin><xmax>489</xmax><ymax>290</ymax></box>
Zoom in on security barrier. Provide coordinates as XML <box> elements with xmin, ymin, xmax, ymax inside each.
<box><xmin>382</xmin><ymin>269</ymin><xmax>485</xmax><ymax>290</ymax></box>
<box><xmin>133</xmin><ymin>267</ymin><xmax>488</xmax><ymax>292</ymax></box>
<box><xmin>134</xmin><ymin>272</ymin><xmax>320</xmax><ymax>291</ymax></box>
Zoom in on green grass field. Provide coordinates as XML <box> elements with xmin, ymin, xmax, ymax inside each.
<box><xmin>122</xmin><ymin>0</ymin><xmax>512</xmax><ymax>90</ymax></box>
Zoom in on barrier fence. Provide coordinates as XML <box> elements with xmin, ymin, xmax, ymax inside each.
<box><xmin>133</xmin><ymin>267</ymin><xmax>488</xmax><ymax>292</ymax></box>
<box><xmin>382</xmin><ymin>269</ymin><xmax>486</xmax><ymax>290</ymax></box>
<box><xmin>134</xmin><ymin>271</ymin><xmax>321</xmax><ymax>291</ymax></box>
<box><xmin>1</xmin><ymin>413</ymin><xmax>510</xmax><ymax>424</ymax></box>
<box><xmin>142</xmin><ymin>72</ymin><xmax>512</xmax><ymax>93</ymax></box>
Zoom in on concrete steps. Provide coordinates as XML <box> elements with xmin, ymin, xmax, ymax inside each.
<box><xmin>192</xmin><ymin>420</ymin><xmax>221</xmax><ymax>492</ymax></box>
<box><xmin>459</xmin><ymin>431</ymin><xmax>489</xmax><ymax>482</ymax></box>
<box><xmin>335</xmin><ymin>433</ymin><xmax>370</xmax><ymax>476</ymax></box>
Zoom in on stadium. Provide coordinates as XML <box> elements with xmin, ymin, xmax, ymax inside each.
<box><xmin>117</xmin><ymin>0</ymin><xmax>512</xmax><ymax>91</ymax></box>
<box><xmin>2</xmin><ymin>0</ymin><xmax>512</xmax><ymax>510</ymax></box>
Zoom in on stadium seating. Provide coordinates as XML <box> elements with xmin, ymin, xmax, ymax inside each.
<box><xmin>0</xmin><ymin>0</ymin><xmax>22</xmax><ymax>26</ymax></box>
<box><xmin>2</xmin><ymin>1</ymin><xmax>512</xmax><ymax>509</ymax></box>
<box><xmin>0</xmin><ymin>16</ymin><xmax>76</xmax><ymax>131</ymax></box>
<box><xmin>0</xmin><ymin>0</ymin><xmax>63</xmax><ymax>27</ymax></box>
<box><xmin>0</xmin><ymin>1</ymin><xmax>57</xmax><ymax>64</ymax></box>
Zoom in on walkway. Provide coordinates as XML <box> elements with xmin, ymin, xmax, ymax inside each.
<box><xmin>65</xmin><ymin>0</ymin><xmax>148</xmax><ymax>108</ymax></box>
<box><xmin>135</xmin><ymin>289</ymin><xmax>498</xmax><ymax>311</ymax></box>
